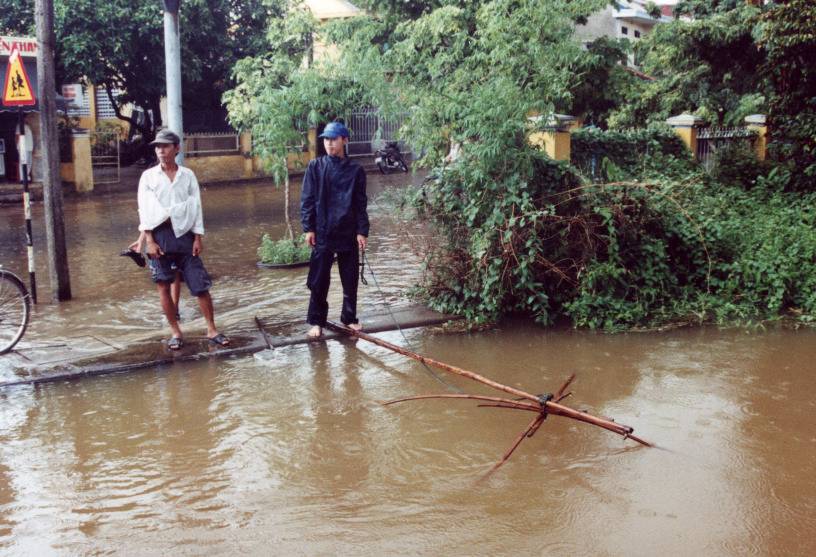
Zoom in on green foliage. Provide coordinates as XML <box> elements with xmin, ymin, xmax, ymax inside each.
<box><xmin>0</xmin><ymin>0</ymin><xmax>33</xmax><ymax>34</ymax></box>
<box><xmin>644</xmin><ymin>1</ymin><xmax>662</xmax><ymax>20</ymax></box>
<box><xmin>757</xmin><ymin>0</ymin><xmax>816</xmax><ymax>191</ymax></box>
<box><xmin>257</xmin><ymin>234</ymin><xmax>311</xmax><ymax>264</ymax></box>
<box><xmin>562</xmin><ymin>179</ymin><xmax>816</xmax><ymax>329</ymax></box>
<box><xmin>417</xmin><ymin>152</ymin><xmax>583</xmax><ymax>325</ymax></box>
<box><xmin>331</xmin><ymin>0</ymin><xmax>609</xmax><ymax>166</ymax></box>
<box><xmin>610</xmin><ymin>3</ymin><xmax>765</xmax><ymax>128</ymax></box>
<box><xmin>225</xmin><ymin>2</ymin><xmax>372</xmax><ymax>183</ymax></box>
<box><xmin>571</xmin><ymin>126</ymin><xmax>692</xmax><ymax>181</ymax></box>
<box><xmin>0</xmin><ymin>0</ymin><xmax>276</xmax><ymax>136</ymax></box>
<box><xmin>568</xmin><ymin>37</ymin><xmax>637</xmax><ymax>127</ymax></box>
<box><xmin>415</xmin><ymin>166</ymin><xmax>816</xmax><ymax>330</ymax></box>
<box><xmin>233</xmin><ymin>0</ymin><xmax>816</xmax><ymax>330</ymax></box>
<box><xmin>708</xmin><ymin>141</ymin><xmax>767</xmax><ymax>189</ymax></box>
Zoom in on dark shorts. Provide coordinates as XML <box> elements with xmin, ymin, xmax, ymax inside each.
<box><xmin>148</xmin><ymin>223</ymin><xmax>212</xmax><ymax>296</ymax></box>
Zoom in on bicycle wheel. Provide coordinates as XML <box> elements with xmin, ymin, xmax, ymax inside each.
<box><xmin>0</xmin><ymin>270</ymin><xmax>30</xmax><ymax>354</ymax></box>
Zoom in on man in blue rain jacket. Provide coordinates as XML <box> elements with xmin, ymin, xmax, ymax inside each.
<box><xmin>301</xmin><ymin>120</ymin><xmax>369</xmax><ymax>338</ymax></box>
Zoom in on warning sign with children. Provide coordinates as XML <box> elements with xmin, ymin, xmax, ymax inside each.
<box><xmin>2</xmin><ymin>45</ymin><xmax>36</xmax><ymax>107</ymax></box>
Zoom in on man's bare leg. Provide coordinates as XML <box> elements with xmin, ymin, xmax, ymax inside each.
<box><xmin>197</xmin><ymin>291</ymin><xmax>227</xmax><ymax>343</ymax></box>
<box><xmin>171</xmin><ymin>273</ymin><xmax>182</xmax><ymax>318</ymax></box>
<box><xmin>158</xmin><ymin>282</ymin><xmax>183</xmax><ymax>340</ymax></box>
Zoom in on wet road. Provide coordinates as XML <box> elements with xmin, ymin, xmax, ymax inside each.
<box><xmin>1</xmin><ymin>175</ymin><xmax>816</xmax><ymax>555</ymax></box>
<box><xmin>0</xmin><ymin>172</ymin><xmax>426</xmax><ymax>368</ymax></box>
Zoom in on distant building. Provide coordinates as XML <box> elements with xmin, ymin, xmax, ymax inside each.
<box><xmin>304</xmin><ymin>0</ymin><xmax>363</xmax><ymax>61</ymax></box>
<box><xmin>304</xmin><ymin>0</ymin><xmax>362</xmax><ymax>20</ymax></box>
<box><xmin>575</xmin><ymin>1</ymin><xmax>674</xmax><ymax>67</ymax></box>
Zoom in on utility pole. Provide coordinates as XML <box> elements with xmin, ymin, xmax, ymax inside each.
<box><xmin>162</xmin><ymin>0</ymin><xmax>184</xmax><ymax>164</ymax></box>
<box><xmin>35</xmin><ymin>0</ymin><xmax>72</xmax><ymax>301</ymax></box>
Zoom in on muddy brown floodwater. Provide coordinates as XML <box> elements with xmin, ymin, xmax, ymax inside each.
<box><xmin>1</xmin><ymin>175</ymin><xmax>816</xmax><ymax>555</ymax></box>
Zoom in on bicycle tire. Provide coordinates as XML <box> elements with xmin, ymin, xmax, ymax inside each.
<box><xmin>0</xmin><ymin>270</ymin><xmax>30</xmax><ymax>354</ymax></box>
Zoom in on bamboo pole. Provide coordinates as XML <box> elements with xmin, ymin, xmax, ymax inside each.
<box><xmin>326</xmin><ymin>321</ymin><xmax>651</xmax><ymax>447</ymax></box>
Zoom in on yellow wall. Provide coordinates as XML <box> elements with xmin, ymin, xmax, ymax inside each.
<box><xmin>529</xmin><ymin>130</ymin><xmax>571</xmax><ymax>161</ymax></box>
<box><xmin>71</xmin><ymin>134</ymin><xmax>94</xmax><ymax>192</ymax></box>
<box><xmin>673</xmin><ymin>126</ymin><xmax>697</xmax><ymax>156</ymax></box>
<box><xmin>60</xmin><ymin>162</ymin><xmax>74</xmax><ymax>183</ymax></box>
<box><xmin>186</xmin><ymin>155</ymin><xmax>250</xmax><ymax>183</ymax></box>
<box><xmin>746</xmin><ymin>124</ymin><xmax>768</xmax><ymax>161</ymax></box>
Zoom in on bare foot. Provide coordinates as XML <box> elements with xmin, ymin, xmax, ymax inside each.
<box><xmin>307</xmin><ymin>325</ymin><xmax>323</xmax><ymax>338</ymax></box>
<box><xmin>348</xmin><ymin>323</ymin><xmax>363</xmax><ymax>332</ymax></box>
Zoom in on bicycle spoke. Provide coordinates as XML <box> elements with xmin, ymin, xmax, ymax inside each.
<box><xmin>0</xmin><ymin>272</ymin><xmax>30</xmax><ymax>354</ymax></box>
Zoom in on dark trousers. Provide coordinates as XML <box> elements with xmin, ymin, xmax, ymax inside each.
<box><xmin>307</xmin><ymin>248</ymin><xmax>359</xmax><ymax>326</ymax></box>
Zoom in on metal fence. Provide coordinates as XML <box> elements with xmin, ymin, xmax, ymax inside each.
<box><xmin>696</xmin><ymin>127</ymin><xmax>755</xmax><ymax>172</ymax></box>
<box><xmin>90</xmin><ymin>131</ymin><xmax>120</xmax><ymax>184</ymax></box>
<box><xmin>346</xmin><ymin>109</ymin><xmax>410</xmax><ymax>157</ymax></box>
<box><xmin>183</xmin><ymin>132</ymin><xmax>240</xmax><ymax>157</ymax></box>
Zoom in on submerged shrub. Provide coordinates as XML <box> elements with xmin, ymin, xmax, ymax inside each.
<box><xmin>413</xmin><ymin>143</ymin><xmax>816</xmax><ymax>330</ymax></box>
<box><xmin>257</xmin><ymin>234</ymin><xmax>311</xmax><ymax>265</ymax></box>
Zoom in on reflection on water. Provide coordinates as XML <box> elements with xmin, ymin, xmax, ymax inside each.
<box><xmin>1</xmin><ymin>179</ymin><xmax>816</xmax><ymax>554</ymax></box>
<box><xmin>0</xmin><ymin>326</ymin><xmax>814</xmax><ymax>554</ymax></box>
<box><xmin>0</xmin><ymin>174</ymin><xmax>424</xmax><ymax>364</ymax></box>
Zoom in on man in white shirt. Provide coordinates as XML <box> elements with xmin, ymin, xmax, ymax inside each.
<box><xmin>137</xmin><ymin>129</ymin><xmax>229</xmax><ymax>350</ymax></box>
<box><xmin>15</xmin><ymin>122</ymin><xmax>33</xmax><ymax>182</ymax></box>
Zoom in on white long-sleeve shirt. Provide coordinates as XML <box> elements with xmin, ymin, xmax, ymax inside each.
<box><xmin>137</xmin><ymin>164</ymin><xmax>205</xmax><ymax>238</ymax></box>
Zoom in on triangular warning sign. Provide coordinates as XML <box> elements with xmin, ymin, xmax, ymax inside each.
<box><xmin>3</xmin><ymin>45</ymin><xmax>36</xmax><ymax>106</ymax></box>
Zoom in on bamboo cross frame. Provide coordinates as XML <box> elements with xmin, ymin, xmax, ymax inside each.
<box><xmin>325</xmin><ymin>321</ymin><xmax>653</xmax><ymax>476</ymax></box>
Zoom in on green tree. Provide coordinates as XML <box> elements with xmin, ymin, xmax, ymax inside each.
<box><xmin>0</xmin><ymin>1</ymin><xmax>33</xmax><ymax>34</ymax></box>
<box><xmin>757</xmin><ymin>0</ymin><xmax>816</xmax><ymax>190</ymax></box>
<box><xmin>568</xmin><ymin>37</ymin><xmax>636</xmax><ymax>127</ymax></box>
<box><xmin>0</xmin><ymin>0</ymin><xmax>275</xmax><ymax>137</ymax></box>
<box><xmin>225</xmin><ymin>1</ymin><xmax>370</xmax><ymax>241</ymax></box>
<box><xmin>610</xmin><ymin>2</ymin><xmax>765</xmax><ymax>127</ymax></box>
<box><xmin>326</xmin><ymin>0</ymin><xmax>627</xmax><ymax>324</ymax></box>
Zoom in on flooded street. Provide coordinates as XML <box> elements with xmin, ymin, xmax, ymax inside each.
<box><xmin>1</xmin><ymin>177</ymin><xmax>816</xmax><ymax>554</ymax></box>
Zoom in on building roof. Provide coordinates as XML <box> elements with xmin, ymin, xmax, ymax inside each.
<box><xmin>614</xmin><ymin>1</ymin><xmax>672</xmax><ymax>26</ymax></box>
<box><xmin>304</xmin><ymin>0</ymin><xmax>362</xmax><ymax>20</ymax></box>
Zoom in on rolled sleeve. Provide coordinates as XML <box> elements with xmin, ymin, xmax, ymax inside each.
<box><xmin>137</xmin><ymin>173</ymin><xmax>169</xmax><ymax>231</ymax></box>
<box><xmin>189</xmin><ymin>172</ymin><xmax>205</xmax><ymax>235</ymax></box>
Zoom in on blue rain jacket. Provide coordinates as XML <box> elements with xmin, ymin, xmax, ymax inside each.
<box><xmin>300</xmin><ymin>155</ymin><xmax>369</xmax><ymax>252</ymax></box>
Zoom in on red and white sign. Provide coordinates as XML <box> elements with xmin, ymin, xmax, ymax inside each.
<box><xmin>0</xmin><ymin>36</ymin><xmax>38</xmax><ymax>58</ymax></box>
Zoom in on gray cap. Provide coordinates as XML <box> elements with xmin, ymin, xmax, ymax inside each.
<box><xmin>149</xmin><ymin>129</ymin><xmax>181</xmax><ymax>146</ymax></box>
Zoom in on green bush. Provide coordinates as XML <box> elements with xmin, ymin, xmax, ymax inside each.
<box><xmin>413</xmin><ymin>144</ymin><xmax>816</xmax><ymax>330</ymax></box>
<box><xmin>708</xmin><ymin>141</ymin><xmax>767</xmax><ymax>189</ymax></box>
<box><xmin>564</xmin><ymin>181</ymin><xmax>816</xmax><ymax>329</ymax></box>
<box><xmin>570</xmin><ymin>126</ymin><xmax>693</xmax><ymax>182</ymax></box>
<box><xmin>257</xmin><ymin>234</ymin><xmax>311</xmax><ymax>265</ymax></box>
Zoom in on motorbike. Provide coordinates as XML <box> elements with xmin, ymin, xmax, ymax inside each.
<box><xmin>374</xmin><ymin>141</ymin><xmax>409</xmax><ymax>174</ymax></box>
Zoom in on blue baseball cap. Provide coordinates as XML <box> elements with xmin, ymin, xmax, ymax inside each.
<box><xmin>319</xmin><ymin>121</ymin><xmax>350</xmax><ymax>139</ymax></box>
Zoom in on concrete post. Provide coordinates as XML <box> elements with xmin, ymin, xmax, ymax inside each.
<box><xmin>666</xmin><ymin>113</ymin><xmax>704</xmax><ymax>159</ymax></box>
<box><xmin>308</xmin><ymin>127</ymin><xmax>318</xmax><ymax>160</ymax></box>
<box><xmin>35</xmin><ymin>0</ymin><xmax>72</xmax><ymax>300</ymax></box>
<box><xmin>240</xmin><ymin>132</ymin><xmax>253</xmax><ymax>177</ymax></box>
<box><xmin>71</xmin><ymin>132</ymin><xmax>94</xmax><ymax>193</ymax></box>
<box><xmin>744</xmin><ymin>114</ymin><xmax>767</xmax><ymax>161</ymax></box>
<box><xmin>163</xmin><ymin>1</ymin><xmax>184</xmax><ymax>164</ymax></box>
<box><xmin>528</xmin><ymin>114</ymin><xmax>576</xmax><ymax>161</ymax></box>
